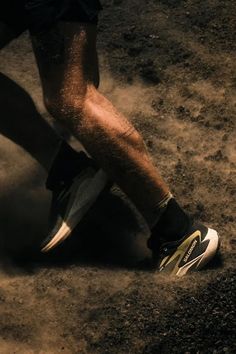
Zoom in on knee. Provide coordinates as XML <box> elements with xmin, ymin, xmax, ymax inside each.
<box><xmin>43</xmin><ymin>87</ymin><xmax>87</xmax><ymax>125</ymax></box>
<box><xmin>43</xmin><ymin>83</ymin><xmax>101</xmax><ymax>124</ymax></box>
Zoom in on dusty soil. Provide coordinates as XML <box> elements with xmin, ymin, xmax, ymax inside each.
<box><xmin>0</xmin><ymin>0</ymin><xmax>235</xmax><ymax>353</ymax></box>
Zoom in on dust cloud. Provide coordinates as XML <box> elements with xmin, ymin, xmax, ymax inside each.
<box><xmin>100</xmin><ymin>67</ymin><xmax>155</xmax><ymax>118</ymax></box>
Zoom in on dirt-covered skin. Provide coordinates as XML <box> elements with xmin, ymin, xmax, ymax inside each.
<box><xmin>0</xmin><ymin>0</ymin><xmax>235</xmax><ymax>353</ymax></box>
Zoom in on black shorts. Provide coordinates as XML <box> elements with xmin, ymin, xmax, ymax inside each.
<box><xmin>0</xmin><ymin>0</ymin><xmax>102</xmax><ymax>37</ymax></box>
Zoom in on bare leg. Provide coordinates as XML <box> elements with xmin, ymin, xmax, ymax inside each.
<box><xmin>31</xmin><ymin>22</ymin><xmax>170</xmax><ymax>225</ymax></box>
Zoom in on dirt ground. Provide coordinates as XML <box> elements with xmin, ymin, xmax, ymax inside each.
<box><xmin>0</xmin><ymin>0</ymin><xmax>235</xmax><ymax>353</ymax></box>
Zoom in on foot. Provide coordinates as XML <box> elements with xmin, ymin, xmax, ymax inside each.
<box><xmin>41</xmin><ymin>144</ymin><xmax>109</xmax><ymax>252</ymax></box>
<box><xmin>151</xmin><ymin>222</ymin><xmax>220</xmax><ymax>276</ymax></box>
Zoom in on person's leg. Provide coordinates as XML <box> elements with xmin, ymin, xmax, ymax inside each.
<box><xmin>31</xmin><ymin>21</ymin><xmax>220</xmax><ymax>274</ymax></box>
<box><xmin>31</xmin><ymin>22</ymin><xmax>171</xmax><ymax>227</ymax></box>
<box><xmin>0</xmin><ymin>20</ymin><xmax>99</xmax><ymax>176</ymax></box>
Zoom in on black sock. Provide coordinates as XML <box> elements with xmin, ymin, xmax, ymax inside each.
<box><xmin>46</xmin><ymin>141</ymin><xmax>96</xmax><ymax>191</ymax></box>
<box><xmin>148</xmin><ymin>199</ymin><xmax>191</xmax><ymax>250</ymax></box>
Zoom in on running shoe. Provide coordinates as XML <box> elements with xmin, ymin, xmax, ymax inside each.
<box><xmin>41</xmin><ymin>142</ymin><xmax>109</xmax><ymax>252</ymax></box>
<box><xmin>151</xmin><ymin>222</ymin><xmax>220</xmax><ymax>276</ymax></box>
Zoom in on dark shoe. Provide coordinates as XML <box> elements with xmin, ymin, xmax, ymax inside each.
<box><xmin>41</xmin><ymin>142</ymin><xmax>109</xmax><ymax>252</ymax></box>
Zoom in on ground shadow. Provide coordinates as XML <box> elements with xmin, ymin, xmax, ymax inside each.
<box><xmin>3</xmin><ymin>188</ymin><xmax>149</xmax><ymax>273</ymax></box>
<box><xmin>0</xmin><ymin>73</ymin><xmax>59</xmax><ymax>170</ymax></box>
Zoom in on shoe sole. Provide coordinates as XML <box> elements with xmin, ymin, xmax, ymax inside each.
<box><xmin>176</xmin><ymin>228</ymin><xmax>220</xmax><ymax>277</ymax></box>
<box><xmin>41</xmin><ymin>169</ymin><xmax>107</xmax><ymax>253</ymax></box>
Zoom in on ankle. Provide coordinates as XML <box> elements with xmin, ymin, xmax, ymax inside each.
<box><xmin>148</xmin><ymin>198</ymin><xmax>191</xmax><ymax>250</ymax></box>
<box><xmin>144</xmin><ymin>192</ymin><xmax>174</xmax><ymax>228</ymax></box>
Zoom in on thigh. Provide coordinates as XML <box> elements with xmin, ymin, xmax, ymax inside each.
<box><xmin>31</xmin><ymin>21</ymin><xmax>99</xmax><ymax>100</ymax></box>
